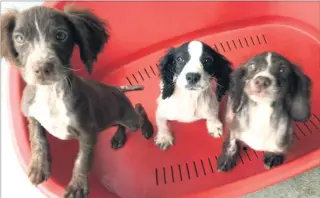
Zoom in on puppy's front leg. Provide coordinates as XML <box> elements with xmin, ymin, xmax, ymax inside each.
<box><xmin>27</xmin><ymin>117</ymin><xmax>51</xmax><ymax>185</ymax></box>
<box><xmin>204</xmin><ymin>106</ymin><xmax>223</xmax><ymax>138</ymax></box>
<box><xmin>217</xmin><ymin>132</ymin><xmax>239</xmax><ymax>172</ymax></box>
<box><xmin>155</xmin><ymin>115</ymin><xmax>174</xmax><ymax>150</ymax></box>
<box><xmin>206</xmin><ymin>117</ymin><xmax>223</xmax><ymax>138</ymax></box>
<box><xmin>135</xmin><ymin>103</ymin><xmax>154</xmax><ymax>139</ymax></box>
<box><xmin>65</xmin><ymin>133</ymin><xmax>96</xmax><ymax>198</ymax></box>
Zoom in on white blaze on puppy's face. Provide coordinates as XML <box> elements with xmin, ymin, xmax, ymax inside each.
<box><xmin>176</xmin><ymin>41</ymin><xmax>211</xmax><ymax>90</ymax></box>
<box><xmin>251</xmin><ymin>53</ymin><xmax>274</xmax><ymax>82</ymax></box>
<box><xmin>266</xmin><ymin>52</ymin><xmax>272</xmax><ymax>67</ymax></box>
<box><xmin>24</xmin><ymin>18</ymin><xmax>55</xmax><ymax>85</ymax></box>
<box><xmin>246</xmin><ymin>52</ymin><xmax>278</xmax><ymax>103</ymax></box>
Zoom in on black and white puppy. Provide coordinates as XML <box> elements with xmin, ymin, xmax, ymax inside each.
<box><xmin>155</xmin><ymin>40</ymin><xmax>232</xmax><ymax>150</ymax></box>
<box><xmin>218</xmin><ymin>52</ymin><xmax>311</xmax><ymax>171</ymax></box>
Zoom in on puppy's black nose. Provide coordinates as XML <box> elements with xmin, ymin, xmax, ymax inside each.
<box><xmin>34</xmin><ymin>63</ymin><xmax>54</xmax><ymax>77</ymax></box>
<box><xmin>254</xmin><ymin>76</ymin><xmax>271</xmax><ymax>88</ymax></box>
<box><xmin>186</xmin><ymin>72</ymin><xmax>201</xmax><ymax>84</ymax></box>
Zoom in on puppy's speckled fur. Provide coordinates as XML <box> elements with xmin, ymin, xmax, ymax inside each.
<box><xmin>1</xmin><ymin>5</ymin><xmax>153</xmax><ymax>198</ymax></box>
<box><xmin>218</xmin><ymin>52</ymin><xmax>311</xmax><ymax>172</ymax></box>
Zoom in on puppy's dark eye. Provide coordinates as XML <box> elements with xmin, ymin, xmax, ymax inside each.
<box><xmin>279</xmin><ymin>67</ymin><xmax>286</xmax><ymax>73</ymax></box>
<box><xmin>56</xmin><ymin>30</ymin><xmax>68</xmax><ymax>41</ymax></box>
<box><xmin>203</xmin><ymin>57</ymin><xmax>213</xmax><ymax>64</ymax></box>
<box><xmin>176</xmin><ymin>56</ymin><xmax>184</xmax><ymax>63</ymax></box>
<box><xmin>13</xmin><ymin>33</ymin><xmax>25</xmax><ymax>44</ymax></box>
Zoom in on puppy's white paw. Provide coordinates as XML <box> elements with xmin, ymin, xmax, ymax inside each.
<box><xmin>154</xmin><ymin>133</ymin><xmax>174</xmax><ymax>150</ymax></box>
<box><xmin>207</xmin><ymin>120</ymin><xmax>223</xmax><ymax>138</ymax></box>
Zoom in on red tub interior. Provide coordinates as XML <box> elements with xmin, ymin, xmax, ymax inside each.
<box><xmin>8</xmin><ymin>2</ymin><xmax>320</xmax><ymax>198</ymax></box>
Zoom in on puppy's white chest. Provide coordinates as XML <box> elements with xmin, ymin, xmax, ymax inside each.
<box><xmin>239</xmin><ymin>104</ymin><xmax>280</xmax><ymax>152</ymax></box>
<box><xmin>28</xmin><ymin>88</ymin><xmax>72</xmax><ymax>140</ymax></box>
<box><xmin>157</xmin><ymin>93</ymin><xmax>203</xmax><ymax>122</ymax></box>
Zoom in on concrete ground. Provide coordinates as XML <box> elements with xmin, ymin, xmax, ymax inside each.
<box><xmin>243</xmin><ymin>167</ymin><xmax>320</xmax><ymax>198</ymax></box>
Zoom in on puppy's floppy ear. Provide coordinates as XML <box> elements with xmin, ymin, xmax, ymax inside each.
<box><xmin>215</xmin><ymin>54</ymin><xmax>233</xmax><ymax>102</ymax></box>
<box><xmin>159</xmin><ymin>48</ymin><xmax>176</xmax><ymax>99</ymax></box>
<box><xmin>285</xmin><ymin>64</ymin><xmax>311</xmax><ymax>122</ymax></box>
<box><xmin>0</xmin><ymin>9</ymin><xmax>20</xmax><ymax>66</ymax></box>
<box><xmin>229</xmin><ymin>66</ymin><xmax>246</xmax><ymax>113</ymax></box>
<box><xmin>64</xmin><ymin>5</ymin><xmax>109</xmax><ymax>74</ymax></box>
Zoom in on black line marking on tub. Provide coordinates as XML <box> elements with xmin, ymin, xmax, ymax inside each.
<box><xmin>303</xmin><ymin>123</ymin><xmax>312</xmax><ymax>134</ymax></box>
<box><xmin>132</xmin><ymin>74</ymin><xmax>139</xmax><ymax>83</ymax></box>
<box><xmin>178</xmin><ymin>164</ymin><xmax>183</xmax><ymax>181</ymax></box>
<box><xmin>250</xmin><ymin>36</ymin><xmax>255</xmax><ymax>46</ymax></box>
<box><xmin>226</xmin><ymin>41</ymin><xmax>232</xmax><ymax>51</ymax></box>
<box><xmin>262</xmin><ymin>34</ymin><xmax>268</xmax><ymax>44</ymax></box>
<box><xmin>155</xmin><ymin>168</ymin><xmax>159</xmax><ymax>185</ymax></box>
<box><xmin>186</xmin><ymin>163</ymin><xmax>191</xmax><ymax>179</ymax></box>
<box><xmin>193</xmin><ymin>161</ymin><xmax>199</xmax><ymax>178</ymax></box>
<box><xmin>296</xmin><ymin>124</ymin><xmax>306</xmax><ymax>136</ymax></box>
<box><xmin>208</xmin><ymin>157</ymin><xmax>214</xmax><ymax>173</ymax></box>
<box><xmin>200</xmin><ymin>159</ymin><xmax>207</xmax><ymax>176</ymax></box>
<box><xmin>144</xmin><ymin>68</ymin><xmax>151</xmax><ymax>78</ymax></box>
<box><xmin>238</xmin><ymin>39</ymin><xmax>243</xmax><ymax>48</ymax></box>
<box><xmin>170</xmin><ymin>166</ymin><xmax>175</xmax><ymax>183</ymax></box>
<box><xmin>126</xmin><ymin>76</ymin><xmax>132</xmax><ymax>85</ymax></box>
<box><xmin>214</xmin><ymin>44</ymin><xmax>219</xmax><ymax>52</ymax></box>
<box><xmin>309</xmin><ymin>119</ymin><xmax>319</xmax><ymax>130</ymax></box>
<box><xmin>313</xmin><ymin>113</ymin><xmax>320</xmax><ymax>123</ymax></box>
<box><xmin>253</xmin><ymin>150</ymin><xmax>259</xmax><ymax>159</ymax></box>
<box><xmin>150</xmin><ymin>65</ymin><xmax>156</xmax><ymax>76</ymax></box>
<box><xmin>138</xmin><ymin>70</ymin><xmax>144</xmax><ymax>81</ymax></box>
<box><xmin>244</xmin><ymin>150</ymin><xmax>251</xmax><ymax>161</ymax></box>
<box><xmin>244</xmin><ymin>37</ymin><xmax>249</xmax><ymax>47</ymax></box>
<box><xmin>220</xmin><ymin>42</ymin><xmax>226</xmax><ymax>52</ymax></box>
<box><xmin>243</xmin><ymin>147</ymin><xmax>251</xmax><ymax>161</ymax></box>
<box><xmin>238</xmin><ymin>152</ymin><xmax>244</xmax><ymax>164</ymax></box>
<box><xmin>232</xmin><ymin>40</ymin><xmax>237</xmax><ymax>49</ymax></box>
<box><xmin>163</xmin><ymin>167</ymin><xmax>167</xmax><ymax>184</ymax></box>
<box><xmin>256</xmin><ymin>35</ymin><xmax>261</xmax><ymax>44</ymax></box>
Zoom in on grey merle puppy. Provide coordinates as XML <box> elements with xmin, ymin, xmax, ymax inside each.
<box><xmin>217</xmin><ymin>52</ymin><xmax>311</xmax><ymax>172</ymax></box>
<box><xmin>0</xmin><ymin>5</ymin><xmax>153</xmax><ymax>198</ymax></box>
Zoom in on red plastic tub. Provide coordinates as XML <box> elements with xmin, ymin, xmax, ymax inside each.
<box><xmin>8</xmin><ymin>1</ymin><xmax>320</xmax><ymax>198</ymax></box>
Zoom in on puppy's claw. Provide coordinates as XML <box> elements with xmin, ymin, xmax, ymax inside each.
<box><xmin>209</xmin><ymin>129</ymin><xmax>223</xmax><ymax>138</ymax></box>
<box><xmin>154</xmin><ymin>134</ymin><xmax>174</xmax><ymax>150</ymax></box>
<box><xmin>156</xmin><ymin>142</ymin><xmax>171</xmax><ymax>150</ymax></box>
<box><xmin>110</xmin><ymin>134</ymin><xmax>127</xmax><ymax>150</ymax></box>
<box><xmin>207</xmin><ymin>120</ymin><xmax>223</xmax><ymax>138</ymax></box>
<box><xmin>28</xmin><ymin>157</ymin><xmax>51</xmax><ymax>185</ymax></box>
<box><xmin>217</xmin><ymin>154</ymin><xmax>237</xmax><ymax>172</ymax></box>
<box><xmin>264</xmin><ymin>154</ymin><xmax>284</xmax><ymax>169</ymax></box>
<box><xmin>64</xmin><ymin>181</ymin><xmax>89</xmax><ymax>198</ymax></box>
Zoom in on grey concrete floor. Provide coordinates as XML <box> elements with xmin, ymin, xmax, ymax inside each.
<box><xmin>243</xmin><ymin>167</ymin><xmax>320</xmax><ymax>198</ymax></box>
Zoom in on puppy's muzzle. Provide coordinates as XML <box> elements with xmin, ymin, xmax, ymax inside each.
<box><xmin>32</xmin><ymin>62</ymin><xmax>55</xmax><ymax>82</ymax></box>
<box><xmin>253</xmin><ymin>76</ymin><xmax>271</xmax><ymax>92</ymax></box>
<box><xmin>186</xmin><ymin>72</ymin><xmax>201</xmax><ymax>85</ymax></box>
